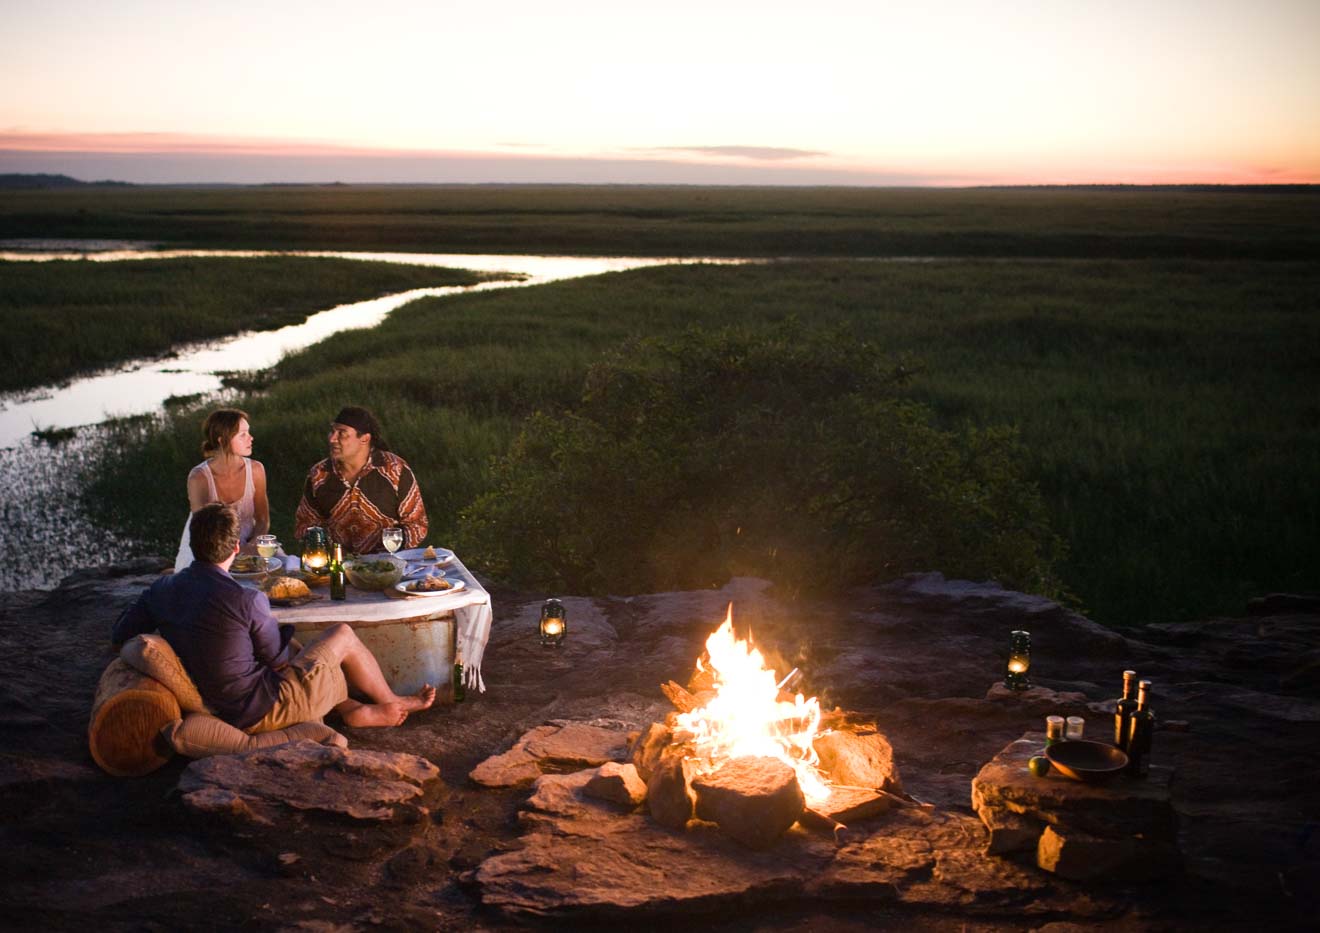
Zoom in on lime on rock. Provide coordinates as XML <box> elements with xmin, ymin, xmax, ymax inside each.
<box><xmin>1028</xmin><ymin>756</ymin><xmax>1051</xmax><ymax>777</ymax></box>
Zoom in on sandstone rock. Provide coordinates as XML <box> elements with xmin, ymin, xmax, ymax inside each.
<box><xmin>812</xmin><ymin>784</ymin><xmax>895</xmax><ymax>825</ymax></box>
<box><xmin>584</xmin><ymin>761</ymin><xmax>647</xmax><ymax>808</ymax></box>
<box><xmin>178</xmin><ymin>740</ymin><xmax>441</xmax><ymax>825</ymax></box>
<box><xmin>646</xmin><ymin>752</ymin><xmax>695</xmax><ymax>830</ymax></box>
<box><xmin>984</xmin><ymin>682</ymin><xmax>1091</xmax><ymax>710</ymax></box>
<box><xmin>469</xmin><ymin>720</ymin><xmax>631</xmax><ymax>788</ymax></box>
<box><xmin>523</xmin><ymin>720</ymin><xmax>631</xmax><ymax>766</ymax></box>
<box><xmin>973</xmin><ymin>733</ymin><xmax>1181</xmax><ymax>881</ymax></box>
<box><xmin>980</xmin><ymin>807</ymin><xmax>1043</xmax><ymax>855</ymax></box>
<box><xmin>972</xmin><ymin>733</ymin><xmax>1177</xmax><ymax>842</ymax></box>
<box><xmin>628</xmin><ymin>721</ymin><xmax>671</xmax><ymax>782</ymax></box>
<box><xmin>468</xmin><ymin>743</ymin><xmax>545</xmax><ymax>788</ymax></box>
<box><xmin>1037</xmin><ymin>825</ymin><xmax>1181</xmax><ymax>882</ymax></box>
<box><xmin>692</xmin><ymin>756</ymin><xmax>805</xmax><ymax>849</ymax></box>
<box><xmin>813</xmin><ymin>727</ymin><xmax>903</xmax><ymax>794</ymax></box>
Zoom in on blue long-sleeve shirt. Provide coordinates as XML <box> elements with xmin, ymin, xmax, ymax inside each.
<box><xmin>113</xmin><ymin>562</ymin><xmax>293</xmax><ymax>730</ymax></box>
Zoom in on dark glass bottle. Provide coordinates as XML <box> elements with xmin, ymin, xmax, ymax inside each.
<box><xmin>329</xmin><ymin>542</ymin><xmax>346</xmax><ymax>601</ymax></box>
<box><xmin>1125</xmin><ymin>680</ymin><xmax>1155</xmax><ymax>777</ymax></box>
<box><xmin>1113</xmin><ymin>670</ymin><xmax>1138</xmax><ymax>750</ymax></box>
<box><xmin>453</xmin><ymin>651</ymin><xmax>466</xmax><ymax>703</ymax></box>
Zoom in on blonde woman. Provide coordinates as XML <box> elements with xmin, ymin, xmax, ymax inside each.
<box><xmin>174</xmin><ymin>408</ymin><xmax>271</xmax><ymax>572</ymax></box>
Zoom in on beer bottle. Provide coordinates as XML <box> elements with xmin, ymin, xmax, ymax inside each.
<box><xmin>329</xmin><ymin>542</ymin><xmax>346</xmax><ymax>601</ymax></box>
<box><xmin>452</xmin><ymin>650</ymin><xmax>466</xmax><ymax>703</ymax></box>
<box><xmin>1113</xmin><ymin>670</ymin><xmax>1138</xmax><ymax>751</ymax></box>
<box><xmin>1124</xmin><ymin>680</ymin><xmax>1155</xmax><ymax>777</ymax></box>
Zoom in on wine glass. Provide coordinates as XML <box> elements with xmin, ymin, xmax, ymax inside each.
<box><xmin>381</xmin><ymin>527</ymin><xmax>404</xmax><ymax>555</ymax></box>
<box><xmin>256</xmin><ymin>534</ymin><xmax>279</xmax><ymax>559</ymax></box>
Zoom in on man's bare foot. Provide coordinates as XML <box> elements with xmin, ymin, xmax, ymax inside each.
<box><xmin>397</xmin><ymin>684</ymin><xmax>436</xmax><ymax>712</ymax></box>
<box><xmin>341</xmin><ymin>701</ymin><xmax>409</xmax><ymax>728</ymax></box>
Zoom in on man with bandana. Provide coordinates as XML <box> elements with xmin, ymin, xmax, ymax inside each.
<box><xmin>294</xmin><ymin>406</ymin><xmax>429</xmax><ymax>554</ymax></box>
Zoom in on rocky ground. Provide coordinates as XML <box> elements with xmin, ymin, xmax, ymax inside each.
<box><xmin>1</xmin><ymin>561</ymin><xmax>1316</xmax><ymax>931</ymax></box>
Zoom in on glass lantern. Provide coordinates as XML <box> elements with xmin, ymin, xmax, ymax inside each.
<box><xmin>1005</xmin><ymin>629</ymin><xmax>1031</xmax><ymax>690</ymax></box>
<box><xmin>540</xmin><ymin>598</ymin><xmax>567</xmax><ymax>647</ymax></box>
<box><xmin>301</xmin><ymin>526</ymin><xmax>330</xmax><ymax>576</ymax></box>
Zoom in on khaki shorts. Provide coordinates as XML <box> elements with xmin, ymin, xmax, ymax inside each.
<box><xmin>245</xmin><ymin>636</ymin><xmax>349</xmax><ymax>734</ymax></box>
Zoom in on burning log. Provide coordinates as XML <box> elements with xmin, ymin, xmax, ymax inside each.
<box><xmin>661</xmin><ymin>680</ymin><xmax>699</xmax><ymax>713</ymax></box>
<box><xmin>692</xmin><ymin>756</ymin><xmax>805</xmax><ymax>849</ymax></box>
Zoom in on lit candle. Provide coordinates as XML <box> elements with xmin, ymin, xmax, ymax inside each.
<box><xmin>543</xmin><ymin>618</ymin><xmax>564</xmax><ymax>636</ymax></box>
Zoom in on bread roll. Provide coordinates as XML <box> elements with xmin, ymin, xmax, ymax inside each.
<box><xmin>266</xmin><ymin>576</ymin><xmax>311</xmax><ymax>600</ymax></box>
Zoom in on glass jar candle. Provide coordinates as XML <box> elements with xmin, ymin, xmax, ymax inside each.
<box><xmin>1065</xmin><ymin>716</ymin><xmax>1085</xmax><ymax>740</ymax></box>
<box><xmin>1045</xmin><ymin>715</ymin><xmax>1065</xmax><ymax>746</ymax></box>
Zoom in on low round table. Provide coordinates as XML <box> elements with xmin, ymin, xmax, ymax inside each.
<box><xmin>261</xmin><ymin>551</ymin><xmax>491</xmax><ymax>700</ymax></box>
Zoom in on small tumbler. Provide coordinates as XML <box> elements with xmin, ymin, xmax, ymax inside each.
<box><xmin>1045</xmin><ymin>715</ymin><xmax>1065</xmax><ymax>746</ymax></box>
<box><xmin>1065</xmin><ymin>716</ymin><xmax>1085</xmax><ymax>740</ymax></box>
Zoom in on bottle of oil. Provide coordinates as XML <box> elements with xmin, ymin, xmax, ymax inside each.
<box><xmin>1113</xmin><ymin>670</ymin><xmax>1138</xmax><ymax>751</ymax></box>
<box><xmin>1125</xmin><ymin>680</ymin><xmax>1155</xmax><ymax>777</ymax></box>
<box><xmin>329</xmin><ymin>542</ymin><xmax>346</xmax><ymax>601</ymax></box>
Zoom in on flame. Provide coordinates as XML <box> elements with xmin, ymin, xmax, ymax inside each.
<box><xmin>673</xmin><ymin>605</ymin><xmax>831</xmax><ymax>805</ymax></box>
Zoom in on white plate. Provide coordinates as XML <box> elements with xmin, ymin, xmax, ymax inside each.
<box><xmin>394</xmin><ymin>578</ymin><xmax>466</xmax><ymax>597</ymax></box>
<box><xmin>398</xmin><ymin>547</ymin><xmax>454</xmax><ymax>566</ymax></box>
<box><xmin>231</xmin><ymin>555</ymin><xmax>283</xmax><ymax>579</ymax></box>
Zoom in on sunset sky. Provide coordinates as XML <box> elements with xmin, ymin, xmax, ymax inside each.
<box><xmin>3</xmin><ymin>0</ymin><xmax>1318</xmax><ymax>186</ymax></box>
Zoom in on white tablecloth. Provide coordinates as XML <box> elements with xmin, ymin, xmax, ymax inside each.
<box><xmin>268</xmin><ymin>547</ymin><xmax>492</xmax><ymax>692</ymax></box>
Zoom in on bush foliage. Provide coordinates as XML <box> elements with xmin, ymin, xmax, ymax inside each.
<box><xmin>458</xmin><ymin>324</ymin><xmax>1064</xmax><ymax>597</ymax></box>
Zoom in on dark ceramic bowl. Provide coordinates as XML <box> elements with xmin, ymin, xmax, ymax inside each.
<box><xmin>1045</xmin><ymin>740</ymin><xmax>1129</xmax><ymax>782</ymax></box>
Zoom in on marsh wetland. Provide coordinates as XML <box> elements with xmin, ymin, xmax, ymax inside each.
<box><xmin>1</xmin><ymin>184</ymin><xmax>1316</xmax><ymax>626</ymax></box>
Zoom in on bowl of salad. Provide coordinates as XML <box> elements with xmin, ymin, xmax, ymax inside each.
<box><xmin>343</xmin><ymin>555</ymin><xmax>406</xmax><ymax>591</ymax></box>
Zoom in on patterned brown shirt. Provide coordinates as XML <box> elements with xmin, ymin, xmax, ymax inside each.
<box><xmin>294</xmin><ymin>449</ymin><xmax>428</xmax><ymax>554</ymax></box>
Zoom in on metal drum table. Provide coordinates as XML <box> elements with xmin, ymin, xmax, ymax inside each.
<box><xmin>265</xmin><ymin>549</ymin><xmax>491</xmax><ymax>701</ymax></box>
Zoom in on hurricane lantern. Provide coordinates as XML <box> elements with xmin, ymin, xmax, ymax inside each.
<box><xmin>540</xmin><ymin>598</ymin><xmax>567</xmax><ymax>647</ymax></box>
<box><xmin>1005</xmin><ymin>629</ymin><xmax>1031</xmax><ymax>690</ymax></box>
<box><xmin>301</xmin><ymin>526</ymin><xmax>331</xmax><ymax>576</ymax></box>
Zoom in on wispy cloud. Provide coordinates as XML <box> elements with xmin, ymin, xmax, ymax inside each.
<box><xmin>641</xmin><ymin>145</ymin><xmax>828</xmax><ymax>161</ymax></box>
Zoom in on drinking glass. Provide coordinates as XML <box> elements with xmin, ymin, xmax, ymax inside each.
<box><xmin>381</xmin><ymin>527</ymin><xmax>404</xmax><ymax>554</ymax></box>
<box><xmin>255</xmin><ymin>534</ymin><xmax>279</xmax><ymax>559</ymax></box>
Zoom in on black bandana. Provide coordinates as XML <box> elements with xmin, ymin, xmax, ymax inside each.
<box><xmin>333</xmin><ymin>407</ymin><xmax>374</xmax><ymax>437</ymax></box>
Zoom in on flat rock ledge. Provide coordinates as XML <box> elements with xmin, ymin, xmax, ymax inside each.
<box><xmin>469</xmin><ymin>720</ymin><xmax>631</xmax><ymax>787</ymax></box>
<box><xmin>475</xmin><ymin>768</ymin><xmax>1121</xmax><ymax>921</ymax></box>
<box><xmin>179</xmin><ymin>740</ymin><xmax>442</xmax><ymax>826</ymax></box>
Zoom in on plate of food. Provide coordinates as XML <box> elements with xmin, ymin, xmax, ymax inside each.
<box><xmin>261</xmin><ymin>574</ymin><xmax>324</xmax><ymax>607</ymax></box>
<box><xmin>231</xmin><ymin>554</ymin><xmax>282</xmax><ymax>579</ymax></box>
<box><xmin>400</xmin><ymin>545</ymin><xmax>453</xmax><ymax>567</ymax></box>
<box><xmin>395</xmin><ymin>575</ymin><xmax>466</xmax><ymax>597</ymax></box>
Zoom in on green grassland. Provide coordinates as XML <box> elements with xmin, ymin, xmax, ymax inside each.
<box><xmin>88</xmin><ymin>258</ymin><xmax>1320</xmax><ymax>627</ymax></box>
<box><xmin>3</xmin><ymin>183</ymin><xmax>1318</xmax><ymax>258</ymax></box>
<box><xmin>0</xmin><ymin>257</ymin><xmax>507</xmax><ymax>392</ymax></box>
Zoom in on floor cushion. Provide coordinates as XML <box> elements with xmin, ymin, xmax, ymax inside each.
<box><xmin>162</xmin><ymin>714</ymin><xmax>346</xmax><ymax>758</ymax></box>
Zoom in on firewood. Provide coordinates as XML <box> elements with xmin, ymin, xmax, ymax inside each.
<box><xmin>799</xmin><ymin>806</ymin><xmax>850</xmax><ymax>845</ymax></box>
<box><xmin>661</xmin><ymin>680</ymin><xmax>699</xmax><ymax>713</ymax></box>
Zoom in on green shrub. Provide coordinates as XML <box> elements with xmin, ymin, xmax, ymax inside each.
<box><xmin>458</xmin><ymin>324</ymin><xmax>1064</xmax><ymax>597</ymax></box>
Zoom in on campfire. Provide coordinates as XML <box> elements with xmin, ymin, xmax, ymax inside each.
<box><xmin>670</xmin><ymin>607</ymin><xmax>830</xmax><ymax>804</ymax></box>
<box><xmin>625</xmin><ymin>605</ymin><xmax>907</xmax><ymax>848</ymax></box>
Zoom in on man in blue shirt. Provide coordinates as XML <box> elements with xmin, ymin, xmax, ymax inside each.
<box><xmin>115</xmin><ymin>503</ymin><xmax>435</xmax><ymax>731</ymax></box>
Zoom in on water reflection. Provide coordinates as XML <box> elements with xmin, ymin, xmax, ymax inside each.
<box><xmin>0</xmin><ymin>247</ymin><xmax>742</xmax><ymax>590</ymax></box>
<box><xmin>0</xmin><ymin>250</ymin><xmax>730</xmax><ymax>449</ymax></box>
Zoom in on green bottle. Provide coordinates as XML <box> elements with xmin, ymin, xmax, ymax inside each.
<box><xmin>329</xmin><ymin>542</ymin><xmax>346</xmax><ymax>601</ymax></box>
<box><xmin>452</xmin><ymin>652</ymin><xmax>466</xmax><ymax>703</ymax></box>
<box><xmin>1124</xmin><ymin>680</ymin><xmax>1155</xmax><ymax>777</ymax></box>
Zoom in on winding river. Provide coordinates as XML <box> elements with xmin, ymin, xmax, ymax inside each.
<box><xmin>0</xmin><ymin>245</ymin><xmax>743</xmax><ymax>590</ymax></box>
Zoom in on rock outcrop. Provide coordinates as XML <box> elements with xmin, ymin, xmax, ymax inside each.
<box><xmin>1</xmin><ymin>569</ymin><xmax>1316</xmax><ymax>929</ymax></box>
